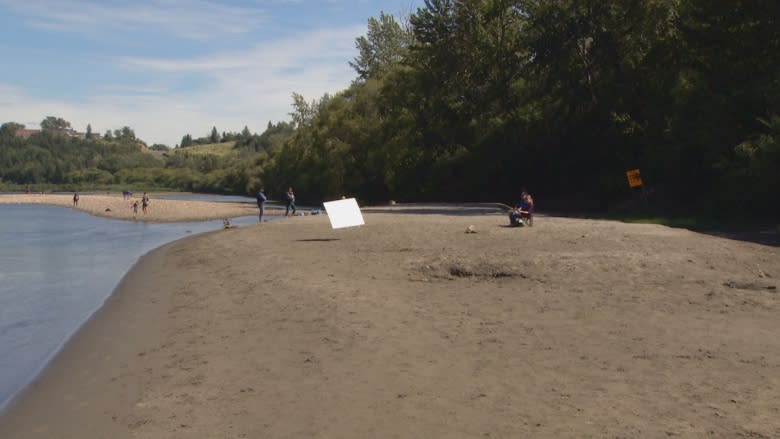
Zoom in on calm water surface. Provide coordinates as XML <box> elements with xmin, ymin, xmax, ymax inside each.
<box><xmin>0</xmin><ymin>204</ymin><xmax>257</xmax><ymax>411</ymax></box>
<box><xmin>155</xmin><ymin>193</ymin><xmax>257</xmax><ymax>203</ymax></box>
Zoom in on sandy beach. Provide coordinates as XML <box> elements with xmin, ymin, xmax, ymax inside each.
<box><xmin>0</xmin><ymin>208</ymin><xmax>778</xmax><ymax>438</ymax></box>
<box><xmin>0</xmin><ymin>193</ymin><xmax>264</xmax><ymax>222</ymax></box>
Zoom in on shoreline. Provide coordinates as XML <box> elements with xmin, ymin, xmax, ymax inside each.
<box><xmin>0</xmin><ymin>236</ymin><xmax>186</xmax><ymax>437</ymax></box>
<box><xmin>0</xmin><ymin>202</ymin><xmax>264</xmax><ymax>415</ymax></box>
<box><xmin>1</xmin><ymin>211</ymin><xmax>778</xmax><ymax>438</ymax></box>
<box><xmin>0</xmin><ymin>193</ymin><xmax>268</xmax><ymax>222</ymax></box>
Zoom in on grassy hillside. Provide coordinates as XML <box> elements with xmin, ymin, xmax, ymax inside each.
<box><xmin>171</xmin><ymin>142</ymin><xmax>236</xmax><ymax>157</ymax></box>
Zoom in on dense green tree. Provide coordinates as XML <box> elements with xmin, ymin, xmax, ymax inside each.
<box><xmin>113</xmin><ymin>126</ymin><xmax>136</xmax><ymax>142</ymax></box>
<box><xmin>257</xmin><ymin>1</ymin><xmax>779</xmax><ymax>214</ymax></box>
<box><xmin>0</xmin><ymin>122</ymin><xmax>25</xmax><ymax>138</ymax></box>
<box><xmin>40</xmin><ymin>116</ymin><xmax>71</xmax><ymax>132</ymax></box>
<box><xmin>4</xmin><ymin>2</ymin><xmax>778</xmax><ymax>216</ymax></box>
<box><xmin>0</xmin><ymin>126</ymin><xmax>162</xmax><ymax>188</ymax></box>
<box><xmin>289</xmin><ymin>93</ymin><xmax>317</xmax><ymax>128</ymax></box>
<box><xmin>350</xmin><ymin>11</ymin><xmax>411</xmax><ymax>81</ymax></box>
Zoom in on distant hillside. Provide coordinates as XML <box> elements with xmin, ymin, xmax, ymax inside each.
<box><xmin>172</xmin><ymin>142</ymin><xmax>236</xmax><ymax>157</ymax></box>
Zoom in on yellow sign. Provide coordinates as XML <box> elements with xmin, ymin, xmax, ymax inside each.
<box><xmin>626</xmin><ymin>169</ymin><xmax>643</xmax><ymax>188</ymax></box>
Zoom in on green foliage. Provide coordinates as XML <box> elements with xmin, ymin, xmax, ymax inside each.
<box><xmin>0</xmin><ymin>124</ymin><xmax>162</xmax><ymax>188</ymax></box>
<box><xmin>40</xmin><ymin>116</ymin><xmax>71</xmax><ymax>132</ymax></box>
<box><xmin>3</xmin><ymin>2</ymin><xmax>778</xmax><ymax>216</ymax></box>
<box><xmin>180</xmin><ymin>134</ymin><xmax>193</xmax><ymax>147</ymax></box>
<box><xmin>350</xmin><ymin>11</ymin><xmax>411</xmax><ymax>81</ymax></box>
<box><xmin>0</xmin><ymin>122</ymin><xmax>25</xmax><ymax>137</ymax></box>
<box><xmin>113</xmin><ymin>126</ymin><xmax>136</xmax><ymax>141</ymax></box>
<box><xmin>261</xmin><ymin>1</ymin><xmax>779</xmax><ymax>215</ymax></box>
<box><xmin>169</xmin><ymin>142</ymin><xmax>236</xmax><ymax>157</ymax></box>
<box><xmin>233</xmin><ymin>122</ymin><xmax>293</xmax><ymax>153</ymax></box>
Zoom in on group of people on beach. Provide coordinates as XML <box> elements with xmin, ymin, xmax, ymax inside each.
<box><xmin>65</xmin><ymin>187</ymin><xmax>532</xmax><ymax>228</ymax></box>
<box><xmin>256</xmin><ymin>186</ymin><xmax>297</xmax><ymax>223</ymax></box>
<box><xmin>67</xmin><ymin>187</ymin><xmax>532</xmax><ymax>225</ymax></box>
<box><xmin>69</xmin><ymin>190</ymin><xmax>149</xmax><ymax>220</ymax></box>
<box><xmin>131</xmin><ymin>192</ymin><xmax>150</xmax><ymax>219</ymax></box>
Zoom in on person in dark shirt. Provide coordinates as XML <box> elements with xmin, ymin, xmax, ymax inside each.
<box><xmin>509</xmin><ymin>192</ymin><xmax>534</xmax><ymax>226</ymax></box>
<box><xmin>285</xmin><ymin>187</ymin><xmax>297</xmax><ymax>217</ymax></box>
<box><xmin>141</xmin><ymin>192</ymin><xmax>150</xmax><ymax>215</ymax></box>
<box><xmin>509</xmin><ymin>192</ymin><xmax>526</xmax><ymax>226</ymax></box>
<box><xmin>256</xmin><ymin>187</ymin><xmax>267</xmax><ymax>223</ymax></box>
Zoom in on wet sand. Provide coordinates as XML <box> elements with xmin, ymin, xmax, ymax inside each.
<box><xmin>0</xmin><ymin>211</ymin><xmax>778</xmax><ymax>438</ymax></box>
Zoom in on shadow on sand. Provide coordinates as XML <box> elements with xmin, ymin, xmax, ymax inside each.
<box><xmin>550</xmin><ymin>210</ymin><xmax>780</xmax><ymax>248</ymax></box>
<box><xmin>692</xmin><ymin>228</ymin><xmax>780</xmax><ymax>248</ymax></box>
<box><xmin>362</xmin><ymin>202</ymin><xmax>509</xmax><ymax>217</ymax></box>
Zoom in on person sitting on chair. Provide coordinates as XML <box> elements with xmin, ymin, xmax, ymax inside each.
<box><xmin>508</xmin><ymin>192</ymin><xmax>528</xmax><ymax>226</ymax></box>
<box><xmin>520</xmin><ymin>194</ymin><xmax>534</xmax><ymax>226</ymax></box>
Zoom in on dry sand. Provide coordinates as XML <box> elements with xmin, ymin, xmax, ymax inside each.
<box><xmin>0</xmin><ymin>210</ymin><xmax>778</xmax><ymax>438</ymax></box>
<box><xmin>0</xmin><ymin>193</ymin><xmax>264</xmax><ymax>222</ymax></box>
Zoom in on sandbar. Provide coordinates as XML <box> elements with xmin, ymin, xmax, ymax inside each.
<box><xmin>0</xmin><ymin>211</ymin><xmax>778</xmax><ymax>438</ymax></box>
<box><xmin>0</xmin><ymin>193</ymin><xmax>265</xmax><ymax>222</ymax></box>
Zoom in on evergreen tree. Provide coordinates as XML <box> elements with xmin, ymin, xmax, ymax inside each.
<box><xmin>180</xmin><ymin>134</ymin><xmax>193</xmax><ymax>147</ymax></box>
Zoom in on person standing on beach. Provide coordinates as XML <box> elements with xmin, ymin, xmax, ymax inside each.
<box><xmin>132</xmin><ymin>200</ymin><xmax>139</xmax><ymax>219</ymax></box>
<box><xmin>142</xmin><ymin>192</ymin><xmax>150</xmax><ymax>215</ymax></box>
<box><xmin>285</xmin><ymin>187</ymin><xmax>297</xmax><ymax>217</ymax></box>
<box><xmin>72</xmin><ymin>192</ymin><xmax>79</xmax><ymax>207</ymax></box>
<box><xmin>256</xmin><ymin>187</ymin><xmax>267</xmax><ymax>223</ymax></box>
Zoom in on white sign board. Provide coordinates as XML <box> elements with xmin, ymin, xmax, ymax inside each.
<box><xmin>322</xmin><ymin>198</ymin><xmax>365</xmax><ymax>229</ymax></box>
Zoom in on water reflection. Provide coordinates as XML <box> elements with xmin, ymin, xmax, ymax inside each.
<box><xmin>0</xmin><ymin>204</ymin><xmax>255</xmax><ymax>411</ymax></box>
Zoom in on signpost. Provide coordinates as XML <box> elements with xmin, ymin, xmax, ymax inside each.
<box><xmin>626</xmin><ymin>168</ymin><xmax>643</xmax><ymax>188</ymax></box>
<box><xmin>626</xmin><ymin>168</ymin><xmax>647</xmax><ymax>209</ymax></box>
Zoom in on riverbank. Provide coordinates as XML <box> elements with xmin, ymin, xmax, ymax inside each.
<box><xmin>0</xmin><ymin>193</ymin><xmax>263</xmax><ymax>222</ymax></box>
<box><xmin>1</xmin><ymin>212</ymin><xmax>778</xmax><ymax>438</ymax></box>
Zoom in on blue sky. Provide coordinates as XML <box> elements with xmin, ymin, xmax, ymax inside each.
<box><xmin>0</xmin><ymin>0</ymin><xmax>420</xmax><ymax>146</ymax></box>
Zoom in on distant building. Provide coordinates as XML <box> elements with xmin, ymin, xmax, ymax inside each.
<box><xmin>14</xmin><ymin>128</ymin><xmax>40</xmax><ymax>139</ymax></box>
<box><xmin>67</xmin><ymin>129</ymin><xmax>86</xmax><ymax>139</ymax></box>
<box><xmin>14</xmin><ymin>127</ymin><xmax>88</xmax><ymax>139</ymax></box>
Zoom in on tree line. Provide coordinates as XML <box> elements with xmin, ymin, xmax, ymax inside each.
<box><xmin>258</xmin><ymin>0</ymin><xmax>779</xmax><ymax>216</ymax></box>
<box><xmin>0</xmin><ymin>120</ymin><xmax>159</xmax><ymax>187</ymax></box>
<box><xmin>2</xmin><ymin>1</ymin><xmax>778</xmax><ymax>216</ymax></box>
<box><xmin>0</xmin><ymin>117</ymin><xmax>291</xmax><ymax>195</ymax></box>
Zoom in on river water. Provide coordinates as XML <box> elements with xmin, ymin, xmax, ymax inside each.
<box><xmin>0</xmin><ymin>203</ymin><xmax>258</xmax><ymax>411</ymax></box>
